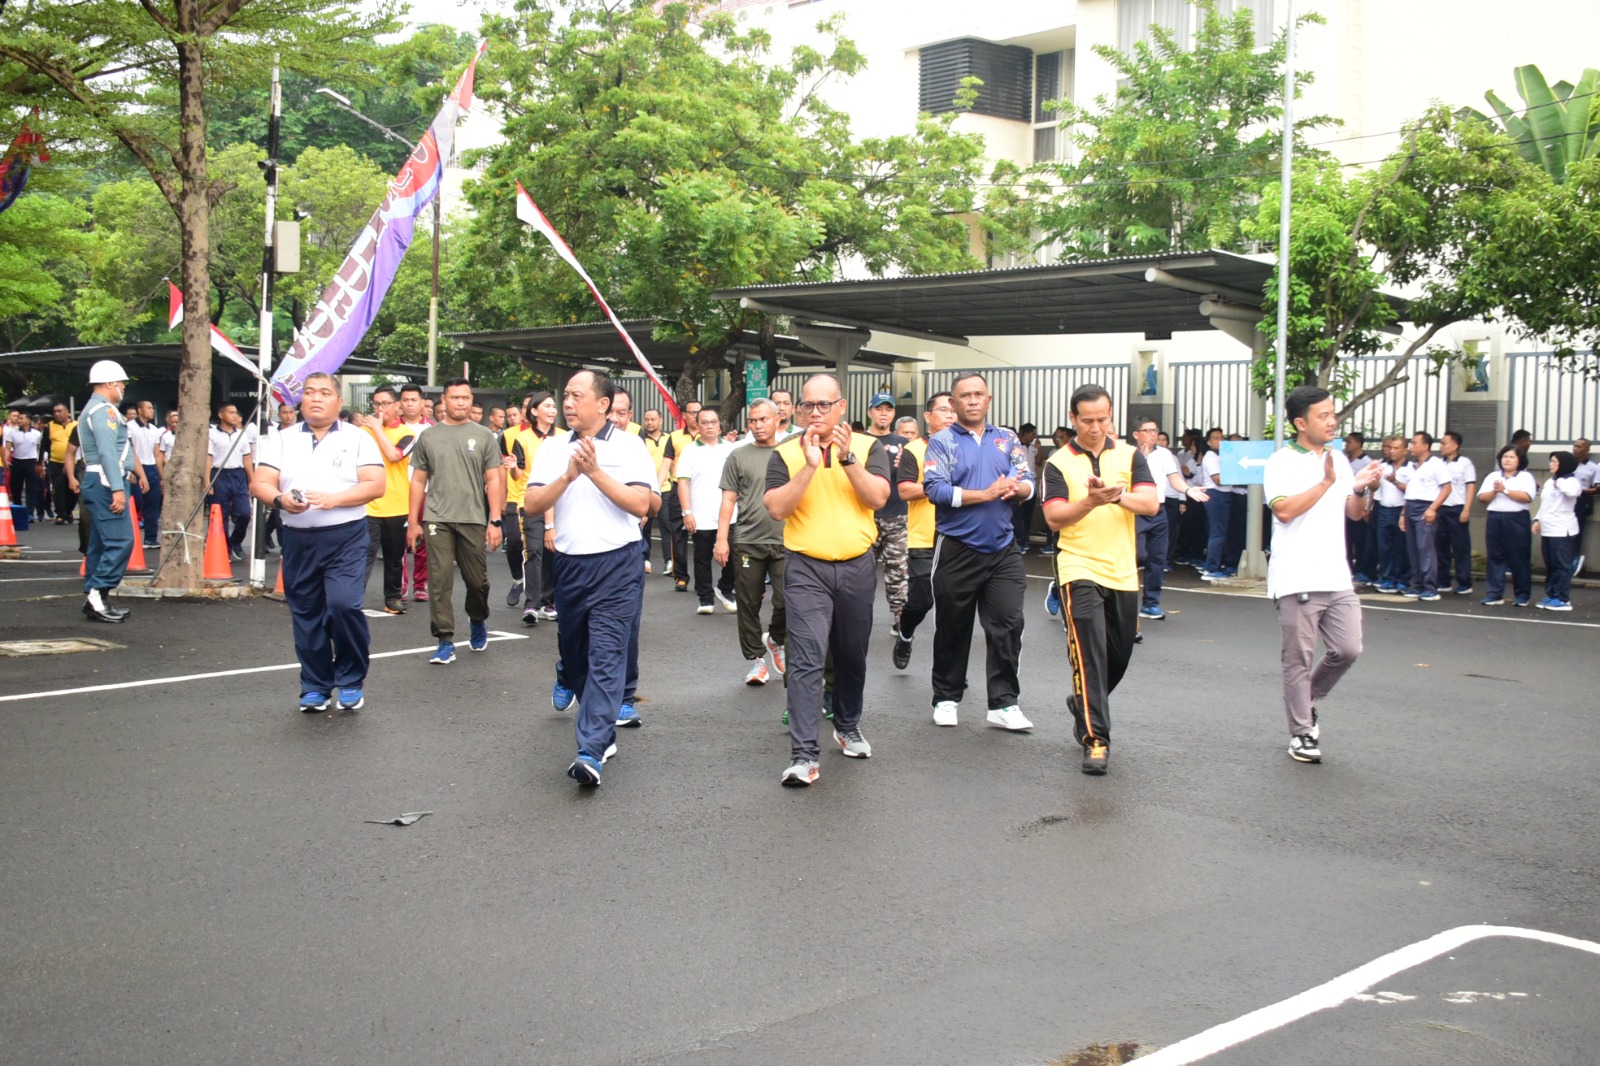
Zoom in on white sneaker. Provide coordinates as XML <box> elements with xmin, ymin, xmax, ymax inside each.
<box><xmin>932</xmin><ymin>701</ymin><xmax>959</xmax><ymax>727</ymax></box>
<box><xmin>715</xmin><ymin>589</ymin><xmax>737</xmax><ymax>613</ymax></box>
<box><xmin>696</xmin><ymin>603</ymin><xmax>714</xmax><ymax>615</ymax></box>
<box><xmin>744</xmin><ymin>658</ymin><xmax>770</xmax><ymax>685</ymax></box>
<box><xmin>986</xmin><ymin>706</ymin><xmax>1033</xmax><ymax>732</ymax></box>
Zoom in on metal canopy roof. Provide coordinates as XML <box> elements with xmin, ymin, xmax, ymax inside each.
<box><xmin>0</xmin><ymin>343</ymin><xmax>426</xmax><ymax>381</ymax></box>
<box><xmin>444</xmin><ymin>319</ymin><xmax>915</xmax><ymax>371</ymax></box>
<box><xmin>713</xmin><ymin>250</ymin><xmax>1405</xmax><ymax>345</ymax></box>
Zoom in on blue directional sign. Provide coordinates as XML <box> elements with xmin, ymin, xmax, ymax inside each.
<box><xmin>1219</xmin><ymin>440</ymin><xmax>1278</xmax><ymax>485</ymax></box>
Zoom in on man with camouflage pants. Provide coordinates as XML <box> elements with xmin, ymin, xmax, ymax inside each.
<box><xmin>865</xmin><ymin>391</ymin><xmax>909</xmax><ymax>628</ymax></box>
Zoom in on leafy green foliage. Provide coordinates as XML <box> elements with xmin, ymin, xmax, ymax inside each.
<box><xmin>1026</xmin><ymin>0</ymin><xmax>1331</xmax><ymax>258</ymax></box>
<box><xmin>0</xmin><ymin>192</ymin><xmax>96</xmax><ymax>350</ymax></box>
<box><xmin>1470</xmin><ymin>65</ymin><xmax>1600</xmax><ymax>184</ymax></box>
<box><xmin>455</xmin><ymin>0</ymin><xmax>992</xmax><ymax>406</ymax></box>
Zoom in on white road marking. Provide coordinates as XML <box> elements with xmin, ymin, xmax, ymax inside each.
<box><xmin>0</xmin><ymin>632</ymin><xmax>530</xmax><ymax>704</ymax></box>
<box><xmin>1137</xmin><ymin>925</ymin><xmax>1600</xmax><ymax>1065</ymax></box>
<box><xmin>0</xmin><ymin>558</ymin><xmax>80</xmax><ymax>565</ymax></box>
<box><xmin>0</xmin><ymin>576</ymin><xmax>83</xmax><ymax>583</ymax></box>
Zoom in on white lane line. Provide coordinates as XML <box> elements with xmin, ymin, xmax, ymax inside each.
<box><xmin>0</xmin><ymin>558</ymin><xmax>80</xmax><ymax>565</ymax></box>
<box><xmin>1138</xmin><ymin>925</ymin><xmax>1600</xmax><ymax>1065</ymax></box>
<box><xmin>0</xmin><ymin>576</ymin><xmax>84</xmax><ymax>583</ymax></box>
<box><xmin>0</xmin><ymin>632</ymin><xmax>530</xmax><ymax>704</ymax></box>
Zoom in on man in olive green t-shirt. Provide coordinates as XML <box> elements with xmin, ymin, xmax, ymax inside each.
<box><xmin>407</xmin><ymin>379</ymin><xmax>506</xmax><ymax>662</ymax></box>
<box><xmin>717</xmin><ymin>398</ymin><xmax>787</xmax><ymax>685</ymax></box>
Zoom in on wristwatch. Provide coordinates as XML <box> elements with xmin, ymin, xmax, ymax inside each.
<box><xmin>489</xmin><ymin>518</ymin><xmax>503</xmax><ymax>528</ymax></box>
<box><xmin>840</xmin><ymin>452</ymin><xmax>858</xmax><ymax>467</ymax></box>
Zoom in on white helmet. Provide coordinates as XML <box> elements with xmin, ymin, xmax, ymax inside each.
<box><xmin>88</xmin><ymin>359</ymin><xmax>129</xmax><ymax>384</ymax></box>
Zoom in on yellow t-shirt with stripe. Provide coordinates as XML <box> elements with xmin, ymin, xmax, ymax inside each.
<box><xmin>503</xmin><ymin>427</ymin><xmax>536</xmax><ymax>508</ymax></box>
<box><xmin>1042</xmin><ymin>438</ymin><xmax>1154</xmax><ymax>592</ymax></box>
<box><xmin>765</xmin><ymin>431</ymin><xmax>891</xmax><ymax>561</ymax></box>
<box><xmin>899</xmin><ymin>437</ymin><xmax>935</xmax><ymax>550</ymax></box>
<box><xmin>367</xmin><ymin>421</ymin><xmax>420</xmax><ymax>518</ymax></box>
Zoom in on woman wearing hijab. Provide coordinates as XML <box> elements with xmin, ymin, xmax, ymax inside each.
<box><xmin>1532</xmin><ymin>450</ymin><xmax>1582</xmax><ymax>611</ymax></box>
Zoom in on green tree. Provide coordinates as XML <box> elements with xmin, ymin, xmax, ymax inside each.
<box><xmin>0</xmin><ymin>192</ymin><xmax>96</xmax><ymax>352</ymax></box>
<box><xmin>1027</xmin><ymin>0</ymin><xmax>1330</xmax><ymax>258</ymax></box>
<box><xmin>456</xmin><ymin>0</ymin><xmax>992</xmax><ymax>417</ymax></box>
<box><xmin>1248</xmin><ymin>106</ymin><xmax>1600</xmax><ymax>421</ymax></box>
<box><xmin>0</xmin><ymin>0</ymin><xmax>391</xmax><ymax>588</ymax></box>
<box><xmin>206</xmin><ymin>25</ymin><xmax>478</xmax><ymax>172</ymax></box>
<box><xmin>1471</xmin><ymin>65</ymin><xmax>1600</xmax><ymax>184</ymax></box>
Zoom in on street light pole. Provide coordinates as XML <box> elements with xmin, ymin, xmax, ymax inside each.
<box><xmin>314</xmin><ymin>87</ymin><xmax>441</xmax><ymax>387</ymax></box>
<box><xmin>1274</xmin><ymin>0</ymin><xmax>1296</xmax><ymax>448</ymax></box>
<box><xmin>248</xmin><ymin>54</ymin><xmax>281</xmax><ymax>590</ymax></box>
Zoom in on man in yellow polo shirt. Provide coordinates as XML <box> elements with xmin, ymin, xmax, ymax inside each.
<box><xmin>763</xmin><ymin>373</ymin><xmax>891</xmax><ymax>787</ymax></box>
<box><xmin>1041</xmin><ymin>384</ymin><xmax>1160</xmax><ymax>775</ymax></box>
<box><xmin>359</xmin><ymin>385</ymin><xmax>420</xmax><ymax>615</ymax></box>
<box><xmin>45</xmin><ymin>402</ymin><xmax>78</xmax><ymax>526</ymax></box>
<box><xmin>891</xmin><ymin>390</ymin><xmax>954</xmax><ymax>669</ymax></box>
<box><xmin>662</xmin><ymin>399</ymin><xmax>703</xmax><ymax>590</ymax></box>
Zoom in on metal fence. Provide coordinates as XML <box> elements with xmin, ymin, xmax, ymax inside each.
<box><xmin>1339</xmin><ymin>356</ymin><xmax>1451</xmax><ymax>439</ymax></box>
<box><xmin>1170</xmin><ymin>356</ymin><xmax>1453</xmax><ymax>439</ymax></box>
<box><xmin>921</xmin><ymin>364</ymin><xmax>1128</xmax><ymax>434</ymax></box>
<box><xmin>1171</xmin><ymin>359</ymin><xmax>1252</xmax><ymax>436</ymax></box>
<box><xmin>772</xmin><ymin>369</ymin><xmax>893</xmax><ymax>423</ymax></box>
<box><xmin>1507</xmin><ymin>351</ymin><xmax>1600</xmax><ymax>445</ymax></box>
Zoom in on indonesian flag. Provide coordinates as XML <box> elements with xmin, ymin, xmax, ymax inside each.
<box><xmin>514</xmin><ymin>183</ymin><xmax>682</xmax><ymax>426</ymax></box>
<box><xmin>168</xmin><ymin>281</ymin><xmax>266</xmax><ymax>382</ymax></box>
<box><xmin>0</xmin><ymin>108</ymin><xmax>49</xmax><ymax>216</ymax></box>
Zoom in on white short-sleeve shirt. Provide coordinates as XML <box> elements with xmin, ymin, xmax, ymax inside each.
<box><xmin>1442</xmin><ymin>456</ymin><xmax>1478</xmax><ymax>506</ymax></box>
<box><xmin>208</xmin><ymin>424</ymin><xmax>257</xmax><ymax>469</ymax></box>
<box><xmin>677</xmin><ymin>439</ymin><xmax>737</xmax><ymax>528</ymax></box>
<box><xmin>1373</xmin><ymin>461</ymin><xmax>1406</xmax><ymax>507</ymax></box>
<box><xmin>128</xmin><ymin>421</ymin><xmax>162</xmax><ymax>465</ymax></box>
<box><xmin>1263</xmin><ymin>443</ymin><xmax>1355</xmax><ymax>600</ymax></box>
<box><xmin>1144</xmin><ymin>445</ymin><xmax>1182</xmax><ymax>499</ymax></box>
<box><xmin>1576</xmin><ymin>459</ymin><xmax>1599</xmax><ymax>492</ymax></box>
<box><xmin>527</xmin><ymin>421</ymin><xmax>656</xmax><ymax>556</ymax></box>
<box><xmin>254</xmin><ymin>421</ymin><xmax>383</xmax><ymax>529</ymax></box>
<box><xmin>1482</xmin><ymin>470</ymin><xmax>1536</xmax><ymax>513</ymax></box>
<box><xmin>1398</xmin><ymin>455</ymin><xmax>1449</xmax><ymax>503</ymax></box>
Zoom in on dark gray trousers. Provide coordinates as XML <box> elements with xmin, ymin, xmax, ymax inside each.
<box><xmin>783</xmin><ymin>550</ymin><xmax>874</xmax><ymax>761</ymax></box>
<box><xmin>1276</xmin><ymin>589</ymin><xmax>1363</xmax><ymax>737</ymax></box>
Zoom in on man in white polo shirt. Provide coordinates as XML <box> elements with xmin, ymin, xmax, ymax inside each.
<box><xmin>1395</xmin><ymin>431</ymin><xmax>1451</xmax><ymax>601</ymax></box>
<box><xmin>251</xmin><ymin>372</ymin><xmax>386</xmax><ymax>713</ymax></box>
<box><xmin>205</xmin><ymin>402</ymin><xmax>257</xmax><ymax>561</ymax></box>
<box><xmin>1264</xmin><ymin>385</ymin><xmax>1383</xmax><ymax>763</ymax></box>
<box><xmin>677</xmin><ymin>407</ymin><xmax>738</xmax><ymax>614</ymax></box>
<box><xmin>524</xmin><ymin>369</ymin><xmax>656</xmax><ymax>788</ymax></box>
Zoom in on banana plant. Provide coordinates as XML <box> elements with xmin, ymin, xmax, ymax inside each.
<box><xmin>1470</xmin><ymin>64</ymin><xmax>1600</xmax><ymax>183</ymax></box>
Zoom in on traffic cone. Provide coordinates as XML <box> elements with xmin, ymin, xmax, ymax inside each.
<box><xmin>203</xmin><ymin>504</ymin><xmax>233</xmax><ymax>580</ymax></box>
<box><xmin>0</xmin><ymin>487</ymin><xmax>16</xmax><ymax>546</ymax></box>
<box><xmin>80</xmin><ymin>554</ymin><xmax>86</xmax><ymax>576</ymax></box>
<box><xmin>274</xmin><ymin>559</ymin><xmax>285</xmax><ymax>594</ymax></box>
<box><xmin>125</xmin><ymin>497</ymin><xmax>149</xmax><ymax>573</ymax></box>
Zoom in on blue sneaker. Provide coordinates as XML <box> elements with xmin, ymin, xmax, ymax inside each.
<box><xmin>1545</xmin><ymin>599</ymin><xmax>1573</xmax><ymax>612</ymax></box>
<box><xmin>1417</xmin><ymin>591</ymin><xmax>1441</xmax><ymax>602</ymax></box>
<box><xmin>1139</xmin><ymin>605</ymin><xmax>1166</xmax><ymax>620</ymax></box>
<box><xmin>1481</xmin><ymin>594</ymin><xmax>1505</xmax><ymax>606</ymax></box>
<box><xmin>1535</xmin><ymin>597</ymin><xmax>1556</xmax><ymax>610</ymax></box>
<box><xmin>430</xmin><ymin>641</ymin><xmax>456</xmax><ymax>665</ymax></box>
<box><xmin>1199</xmin><ymin>570</ymin><xmax>1229</xmax><ymax>581</ymax></box>
<box><xmin>567</xmin><ymin>753</ymin><xmax>602</xmax><ymax>786</ymax></box>
<box><xmin>469</xmin><ymin>621</ymin><xmax>489</xmax><ymax>652</ymax></box>
<box><xmin>1452</xmin><ymin>584</ymin><xmax>1473</xmax><ymax>596</ymax></box>
<box><xmin>1513</xmin><ymin>596</ymin><xmax>1531</xmax><ymax>607</ymax></box>
<box><xmin>299</xmin><ymin>691</ymin><xmax>330</xmax><ymax>712</ymax></box>
<box><xmin>336</xmin><ymin>687</ymin><xmax>364</xmax><ymax>711</ymax></box>
<box><xmin>1045</xmin><ymin>580</ymin><xmax>1061</xmax><ymax>616</ymax></box>
<box><xmin>552</xmin><ymin>679</ymin><xmax>576</xmax><ymax>712</ymax></box>
<box><xmin>616</xmin><ymin>701</ymin><xmax>641</xmax><ymax>728</ymax></box>
<box><xmin>1352</xmin><ymin>572</ymin><xmax>1375</xmax><ymax>585</ymax></box>
<box><xmin>1375</xmin><ymin>581</ymin><xmax>1398</xmax><ymax>593</ymax></box>
<box><xmin>1399</xmin><ymin>588</ymin><xmax>1422</xmax><ymax>599</ymax></box>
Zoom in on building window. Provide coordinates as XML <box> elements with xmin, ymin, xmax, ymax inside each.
<box><xmin>1120</xmin><ymin>0</ymin><xmax>1274</xmax><ymax>53</ymax></box>
<box><xmin>918</xmin><ymin>38</ymin><xmax>1032</xmax><ymax>121</ymax></box>
<box><xmin>1032</xmin><ymin>49</ymin><xmax>1072</xmax><ymax>162</ymax></box>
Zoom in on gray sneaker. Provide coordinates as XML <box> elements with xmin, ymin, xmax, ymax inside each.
<box><xmin>834</xmin><ymin>727</ymin><xmax>872</xmax><ymax>759</ymax></box>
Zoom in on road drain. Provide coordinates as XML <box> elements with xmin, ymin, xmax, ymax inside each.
<box><xmin>1051</xmin><ymin>1041</ymin><xmax>1145</xmax><ymax>1065</ymax></box>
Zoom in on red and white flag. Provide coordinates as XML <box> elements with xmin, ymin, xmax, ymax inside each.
<box><xmin>514</xmin><ymin>183</ymin><xmax>681</xmax><ymax>425</ymax></box>
<box><xmin>168</xmin><ymin>281</ymin><xmax>265</xmax><ymax>382</ymax></box>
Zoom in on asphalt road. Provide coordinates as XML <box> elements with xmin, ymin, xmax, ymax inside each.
<box><xmin>2</xmin><ymin>521</ymin><xmax>1597</xmax><ymax>1065</ymax></box>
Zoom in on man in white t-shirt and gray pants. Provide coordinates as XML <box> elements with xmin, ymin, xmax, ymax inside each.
<box><xmin>1264</xmin><ymin>386</ymin><xmax>1383</xmax><ymax>764</ymax></box>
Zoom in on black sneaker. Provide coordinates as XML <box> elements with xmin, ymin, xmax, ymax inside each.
<box><xmin>522</xmin><ymin>606</ymin><xmax>539</xmax><ymax>627</ymax></box>
<box><xmin>1082</xmin><ymin>742</ymin><xmax>1109</xmax><ymax>775</ymax></box>
<box><xmin>891</xmin><ymin>628</ymin><xmax>912</xmax><ymax>670</ymax></box>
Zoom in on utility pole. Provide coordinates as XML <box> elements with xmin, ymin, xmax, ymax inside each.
<box><xmin>248</xmin><ymin>54</ymin><xmax>281</xmax><ymax>590</ymax></box>
<box><xmin>1274</xmin><ymin>0</ymin><xmax>1296</xmax><ymax>447</ymax></box>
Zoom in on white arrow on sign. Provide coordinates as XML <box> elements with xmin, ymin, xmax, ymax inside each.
<box><xmin>1237</xmin><ymin>457</ymin><xmax>1271</xmax><ymax>468</ymax></box>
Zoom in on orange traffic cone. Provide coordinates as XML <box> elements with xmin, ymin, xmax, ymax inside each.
<box><xmin>203</xmin><ymin>504</ymin><xmax>233</xmax><ymax>580</ymax></box>
<box><xmin>80</xmin><ymin>554</ymin><xmax>87</xmax><ymax>576</ymax></box>
<box><xmin>0</xmin><ymin>486</ymin><xmax>16</xmax><ymax>546</ymax></box>
<box><xmin>125</xmin><ymin>497</ymin><xmax>149</xmax><ymax>573</ymax></box>
<box><xmin>274</xmin><ymin>559</ymin><xmax>286</xmax><ymax>594</ymax></box>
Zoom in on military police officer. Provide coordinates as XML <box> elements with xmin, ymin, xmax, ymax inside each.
<box><xmin>79</xmin><ymin>360</ymin><xmax>142</xmax><ymax>622</ymax></box>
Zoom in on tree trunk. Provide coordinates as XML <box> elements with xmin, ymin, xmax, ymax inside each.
<box><xmin>153</xmin><ymin>18</ymin><xmax>216</xmax><ymax>589</ymax></box>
